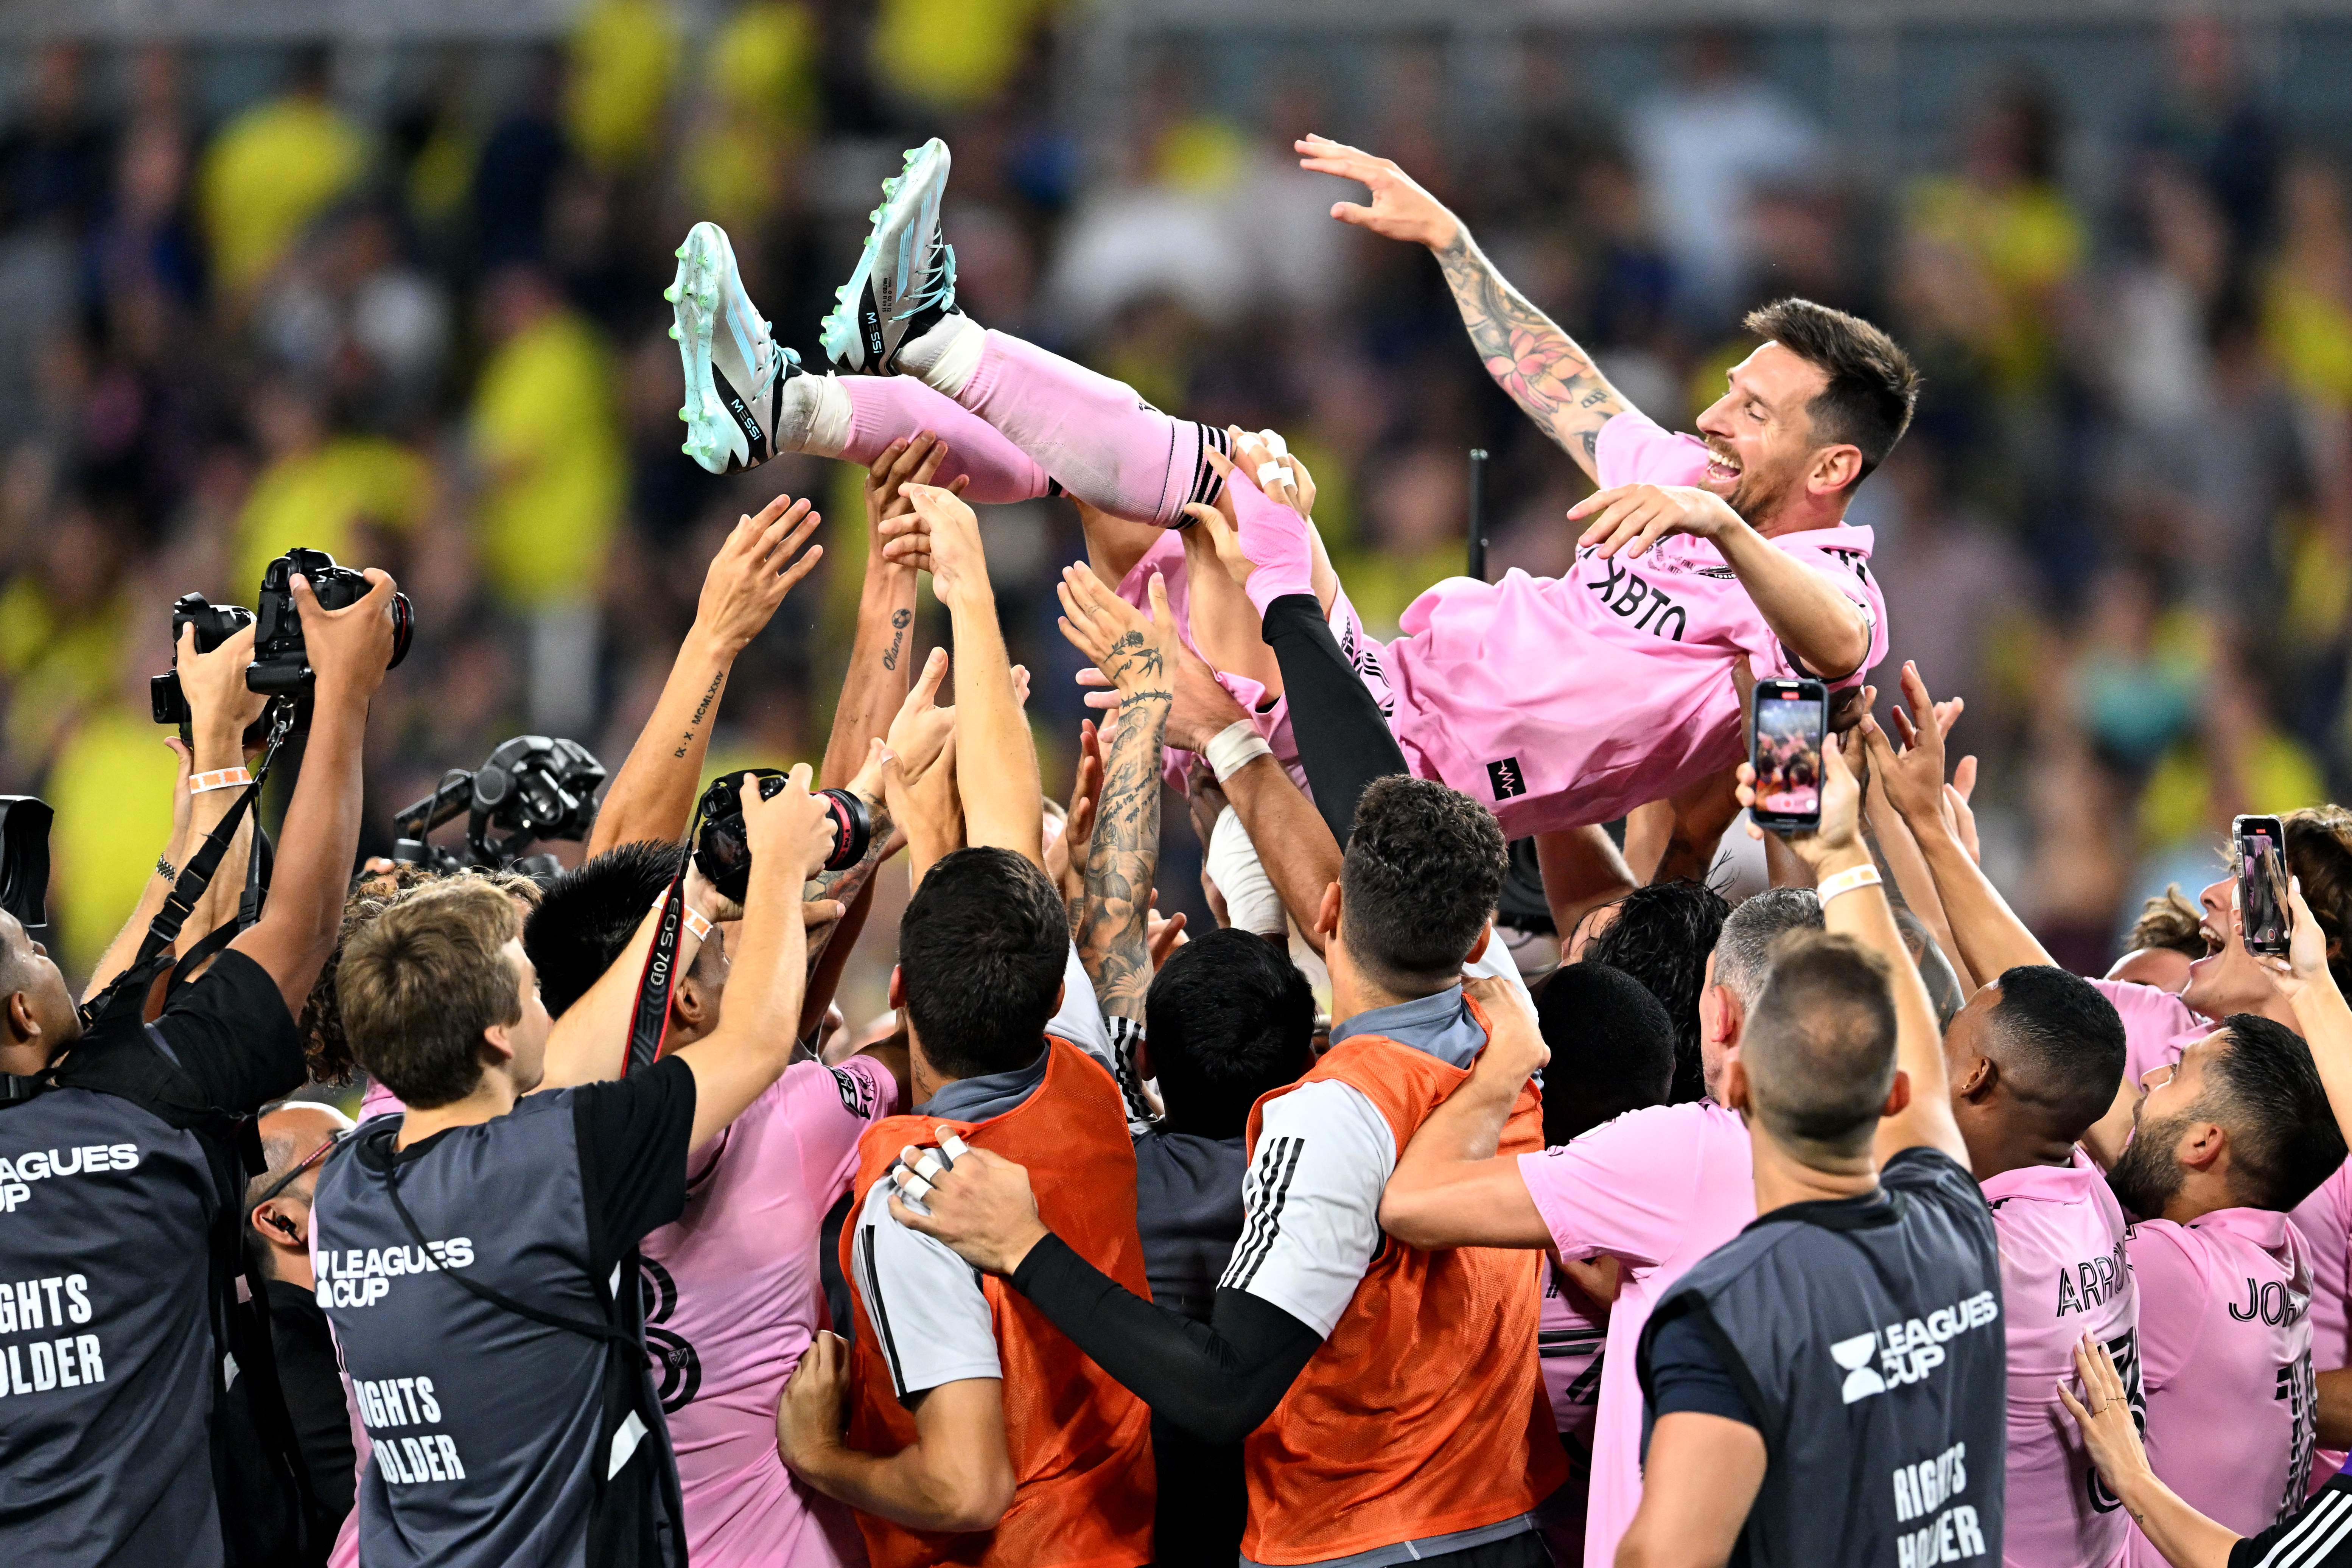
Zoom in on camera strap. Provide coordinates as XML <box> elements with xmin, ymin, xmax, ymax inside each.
<box><xmin>79</xmin><ymin>703</ymin><xmax>296</xmax><ymax>1029</ymax></box>
<box><xmin>624</xmin><ymin>860</ymin><xmax>689</xmax><ymax>1076</ymax></box>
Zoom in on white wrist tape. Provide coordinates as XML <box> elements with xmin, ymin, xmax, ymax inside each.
<box><xmin>1817</xmin><ymin>863</ymin><xmax>1884</xmax><ymax>905</ymax></box>
<box><xmin>1205</xmin><ymin>720</ymin><xmax>1274</xmax><ymax>783</ymax></box>
<box><xmin>1206</xmin><ymin>806</ymin><xmax>1286</xmax><ymax>936</ymax></box>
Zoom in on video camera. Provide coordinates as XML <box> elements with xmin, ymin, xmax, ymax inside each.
<box><xmin>392</xmin><ymin>736</ymin><xmax>607</xmax><ymax>880</ymax></box>
<box><xmin>152</xmin><ymin>548</ymin><xmax>413</xmax><ymax>739</ymax></box>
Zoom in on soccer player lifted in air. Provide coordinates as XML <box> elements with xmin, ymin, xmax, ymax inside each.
<box><xmin>664</xmin><ymin>135</ymin><xmax>1912</xmax><ymax>836</ymax></box>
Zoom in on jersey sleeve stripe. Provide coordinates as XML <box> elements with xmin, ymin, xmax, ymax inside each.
<box><xmin>856</xmin><ymin>1224</ymin><xmax>909</xmax><ymax>1399</ymax></box>
<box><xmin>2256</xmin><ymin>1489</ymin><xmax>2352</xmax><ymax>1568</ymax></box>
<box><xmin>1219</xmin><ymin>1136</ymin><xmax>1293</xmax><ymax>1293</ymax></box>
<box><xmin>1226</xmin><ymin>1135</ymin><xmax>1308</xmax><ymax>1292</ymax></box>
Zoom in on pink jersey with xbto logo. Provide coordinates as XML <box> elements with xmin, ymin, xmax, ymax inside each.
<box><xmin>1984</xmin><ymin>1150</ymin><xmax>2138</xmax><ymax>1568</ymax></box>
<box><xmin>2128</xmin><ymin>1207</ymin><xmax>2317</xmax><ymax>1562</ymax></box>
<box><xmin>1380</xmin><ymin>410</ymin><xmax>1888</xmax><ymax>837</ymax></box>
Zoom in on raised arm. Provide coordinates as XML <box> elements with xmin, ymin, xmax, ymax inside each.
<box><xmin>898</xmin><ymin>484</ymin><xmax>1044</xmax><ymax>869</ymax></box>
<box><xmin>1296</xmin><ymin>136</ymin><xmax>1627</xmax><ymax>478</ymax></box>
<box><xmin>230</xmin><ymin>572</ymin><xmax>401</xmax><ymax>1016</ymax></box>
<box><xmin>81</xmin><ymin>738</ymin><xmax>193</xmax><ymax>1005</ymax></box>
<box><xmin>2263</xmin><ymin>879</ymin><xmax>2352</xmax><ymax>1154</ymax></box>
<box><xmin>1741</xmin><ymin>732</ymin><xmax>1965</xmax><ymax>1165</ymax></box>
<box><xmin>670</xmin><ymin>766</ymin><xmax>832</xmax><ymax>1149</ymax></box>
<box><xmin>587</xmin><ymin>493</ymin><xmax>823</xmax><ymax>855</ymax></box>
<box><xmin>166</xmin><ymin>621</ymin><xmax>272</xmax><ymax>961</ymax></box>
<box><xmin>1055</xmin><ymin>567</ymin><xmax>1176</xmax><ymax>1020</ymax></box>
<box><xmin>821</xmin><ymin>436</ymin><xmax>961</xmax><ymax>789</ymax></box>
<box><xmin>1862</xmin><ymin>662</ymin><xmax>2053</xmax><ymax>982</ymax></box>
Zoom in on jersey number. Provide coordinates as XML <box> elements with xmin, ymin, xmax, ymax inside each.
<box><xmin>2085</xmin><ymin>1328</ymin><xmax>2148</xmax><ymax>1514</ymax></box>
<box><xmin>639</xmin><ymin>1257</ymin><xmax>702</xmax><ymax>1412</ymax></box>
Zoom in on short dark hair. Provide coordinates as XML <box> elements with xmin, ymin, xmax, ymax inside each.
<box><xmin>2284</xmin><ymin>807</ymin><xmax>2352</xmax><ymax>997</ymax></box>
<box><xmin>1986</xmin><ymin>965</ymin><xmax>2128</xmax><ymax>1140</ymax></box>
<box><xmin>1145</xmin><ymin>929</ymin><xmax>1314</xmax><ymax>1139</ymax></box>
<box><xmin>1537</xmin><ymin>962</ymin><xmax>1676</xmax><ymax>1145</ymax></box>
<box><xmin>1586</xmin><ymin>879</ymin><xmax>1732</xmax><ymax>1103</ymax></box>
<box><xmin>1741</xmin><ymin>930</ymin><xmax>1898</xmax><ymax>1161</ymax></box>
<box><xmin>899</xmin><ymin>847</ymin><xmax>1069</xmax><ymax>1080</ymax></box>
<box><xmin>1339</xmin><ymin>776</ymin><xmax>1505</xmax><ymax>993</ymax></box>
<box><xmin>526</xmin><ymin>840</ymin><xmax>686</xmax><ymax>1017</ymax></box>
<box><xmin>2205</xmin><ymin>1013</ymin><xmax>2349</xmax><ymax>1213</ymax></box>
<box><xmin>339</xmin><ymin>881</ymin><xmax>527</xmax><ymax>1109</ymax></box>
<box><xmin>1743</xmin><ymin>298</ymin><xmax>1920</xmax><ymax>486</ymax></box>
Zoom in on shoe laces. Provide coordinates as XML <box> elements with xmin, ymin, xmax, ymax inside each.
<box><xmin>902</xmin><ymin>228</ymin><xmax>958</xmax><ymax>317</ymax></box>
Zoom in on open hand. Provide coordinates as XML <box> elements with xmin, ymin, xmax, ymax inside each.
<box><xmin>887</xmin><ymin>1134</ymin><xmax>1050</xmax><ymax>1277</ymax></box>
<box><xmin>890</xmin><ymin>484</ymin><xmax>990</xmax><ymax>606</ymax></box>
<box><xmin>1569</xmin><ymin>484</ymin><xmax>1740</xmax><ymax>560</ymax></box>
<box><xmin>697</xmin><ymin>495</ymin><xmax>823</xmax><ymax>655</ymax></box>
<box><xmin>865</xmin><ymin>432</ymin><xmax>970</xmax><ymax>548</ymax></box>
<box><xmin>1856</xmin><ymin>663</ymin><xmax>1968</xmax><ymax>847</ymax></box>
<box><xmin>2055</xmin><ymin>1334</ymin><xmax>2153</xmax><ymax>1505</ymax></box>
<box><xmin>1044</xmin><ymin>719</ymin><xmax>1103</xmax><ymax>920</ymax></box>
<box><xmin>1295</xmin><ymin>135</ymin><xmax>1462</xmax><ymax>252</ymax></box>
<box><xmin>1057</xmin><ymin>565</ymin><xmax>1177</xmax><ymax>702</ymax></box>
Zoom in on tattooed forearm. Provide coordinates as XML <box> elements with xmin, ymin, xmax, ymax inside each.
<box><xmin>881</xmin><ymin>607</ymin><xmax>910</xmax><ymax>672</ymax></box>
<box><xmin>1434</xmin><ymin>229</ymin><xmax>1625</xmax><ymax>476</ymax></box>
<box><xmin>674</xmin><ymin>670</ymin><xmax>726</xmax><ymax>758</ymax></box>
<box><xmin>1078</xmin><ymin>693</ymin><xmax>1170</xmax><ymax>1023</ymax></box>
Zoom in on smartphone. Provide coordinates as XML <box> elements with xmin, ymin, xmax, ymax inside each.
<box><xmin>2235</xmin><ymin>814</ymin><xmax>2291</xmax><ymax>957</ymax></box>
<box><xmin>1750</xmin><ymin>678</ymin><xmax>1829</xmax><ymax>834</ymax></box>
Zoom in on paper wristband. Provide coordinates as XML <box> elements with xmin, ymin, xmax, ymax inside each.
<box><xmin>1205</xmin><ymin>720</ymin><xmax>1275</xmax><ymax>783</ymax></box>
<box><xmin>189</xmin><ymin>767</ymin><xmax>253</xmax><ymax>795</ymax></box>
<box><xmin>1817</xmin><ymin>864</ymin><xmax>1884</xmax><ymax>905</ymax></box>
<box><xmin>683</xmin><ymin>907</ymin><xmax>713</xmax><ymax>945</ymax></box>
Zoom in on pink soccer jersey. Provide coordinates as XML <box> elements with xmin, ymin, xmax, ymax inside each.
<box><xmin>1115</xmin><ymin>532</ymin><xmax>1391</xmax><ymax>801</ymax></box>
<box><xmin>1516</xmin><ymin>1099</ymin><xmax>1757</xmax><ymax>1568</ymax></box>
<box><xmin>647</xmin><ymin>1055</ymin><xmax>896</xmax><ymax>1568</ymax></box>
<box><xmin>1540</xmin><ymin>1263</ymin><xmax>1606</xmax><ymax>1445</ymax></box>
<box><xmin>1381</xmin><ymin>410</ymin><xmax>1889</xmax><ymax>837</ymax></box>
<box><xmin>1984</xmin><ymin>1150</ymin><xmax>2137</xmax><ymax>1568</ymax></box>
<box><xmin>2092</xmin><ymin>977</ymin><xmax>2352</xmax><ymax>1480</ymax></box>
<box><xmin>2128</xmin><ymin>1207</ymin><xmax>2318</xmax><ymax>1560</ymax></box>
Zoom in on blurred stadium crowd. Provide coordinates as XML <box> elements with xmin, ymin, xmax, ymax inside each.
<box><xmin>1</xmin><ymin>4</ymin><xmax>2347</xmax><ymax>1004</ymax></box>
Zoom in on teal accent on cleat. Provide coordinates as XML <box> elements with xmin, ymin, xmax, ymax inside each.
<box><xmin>665</xmin><ymin>218</ymin><xmax>800</xmax><ymax>476</ymax></box>
<box><xmin>817</xmin><ymin>137</ymin><xmax>958</xmax><ymax>374</ymax></box>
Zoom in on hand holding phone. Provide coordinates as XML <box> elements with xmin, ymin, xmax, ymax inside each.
<box><xmin>2235</xmin><ymin>815</ymin><xmax>2293</xmax><ymax>957</ymax></box>
<box><xmin>1750</xmin><ymin>678</ymin><xmax>1829</xmax><ymax>834</ymax></box>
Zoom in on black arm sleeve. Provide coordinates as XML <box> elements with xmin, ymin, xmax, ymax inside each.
<box><xmin>1010</xmin><ymin>1232</ymin><xmax>1322</xmax><ymax>1444</ymax></box>
<box><xmin>1260</xmin><ymin>593</ymin><xmax>1409</xmax><ymax>849</ymax></box>
<box><xmin>2232</xmin><ymin>1471</ymin><xmax>2352</xmax><ymax>1566</ymax></box>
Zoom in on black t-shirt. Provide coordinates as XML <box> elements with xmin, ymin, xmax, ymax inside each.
<box><xmin>0</xmin><ymin>950</ymin><xmax>304</xmax><ymax>1567</ymax></box>
<box><xmin>2234</xmin><ymin>1469</ymin><xmax>2352</xmax><ymax>1566</ymax></box>
<box><xmin>572</xmin><ymin>1055</ymin><xmax>698</xmax><ymax>1267</ymax></box>
<box><xmin>265</xmin><ymin>1280</ymin><xmax>357</xmax><ymax>1528</ymax></box>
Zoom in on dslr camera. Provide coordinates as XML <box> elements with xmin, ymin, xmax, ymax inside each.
<box><xmin>692</xmin><ymin>770</ymin><xmax>870</xmax><ymax>903</ymax></box>
<box><xmin>152</xmin><ymin>548</ymin><xmax>413</xmax><ymax>739</ymax></box>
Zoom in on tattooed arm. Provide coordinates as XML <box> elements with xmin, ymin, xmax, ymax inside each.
<box><xmin>589</xmin><ymin>493</ymin><xmax>825</xmax><ymax>855</ymax></box>
<box><xmin>1298</xmin><ymin>135</ymin><xmax>1628</xmax><ymax>480</ymax></box>
<box><xmin>1055</xmin><ymin>565</ymin><xmax>1180</xmax><ymax>1020</ymax></box>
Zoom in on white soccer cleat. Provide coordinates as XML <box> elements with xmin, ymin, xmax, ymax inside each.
<box><xmin>667</xmin><ymin>219</ymin><xmax>802</xmax><ymax>474</ymax></box>
<box><xmin>818</xmin><ymin>138</ymin><xmax>958</xmax><ymax>375</ymax></box>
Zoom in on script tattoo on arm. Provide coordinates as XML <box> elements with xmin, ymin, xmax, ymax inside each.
<box><xmin>1434</xmin><ymin>229</ymin><xmax>1628</xmax><ymax>479</ymax></box>
<box><xmin>674</xmin><ymin>670</ymin><xmax>726</xmax><ymax>759</ymax></box>
<box><xmin>1078</xmin><ymin>692</ymin><xmax>1171</xmax><ymax>1022</ymax></box>
<box><xmin>881</xmin><ymin>608</ymin><xmax>910</xmax><ymax>673</ymax></box>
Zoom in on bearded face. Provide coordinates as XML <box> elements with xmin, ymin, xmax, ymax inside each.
<box><xmin>2106</xmin><ymin>1105</ymin><xmax>2193</xmax><ymax>1221</ymax></box>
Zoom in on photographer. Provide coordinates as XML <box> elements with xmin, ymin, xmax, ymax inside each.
<box><xmin>310</xmin><ymin>766</ymin><xmax>835</xmax><ymax>1568</ymax></box>
<box><xmin>0</xmin><ymin>567</ymin><xmax>401</xmax><ymax>1567</ymax></box>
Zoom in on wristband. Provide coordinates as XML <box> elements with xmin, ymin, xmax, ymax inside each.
<box><xmin>1817</xmin><ymin>863</ymin><xmax>1884</xmax><ymax>905</ymax></box>
<box><xmin>1205</xmin><ymin>720</ymin><xmax>1274</xmax><ymax>782</ymax></box>
<box><xmin>156</xmin><ymin>855</ymin><xmax>180</xmax><ymax>882</ymax></box>
<box><xmin>189</xmin><ymin>766</ymin><xmax>252</xmax><ymax>795</ymax></box>
<box><xmin>682</xmin><ymin>905</ymin><xmax>714</xmax><ymax>945</ymax></box>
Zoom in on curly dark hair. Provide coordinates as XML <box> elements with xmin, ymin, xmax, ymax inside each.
<box><xmin>1585</xmin><ymin>878</ymin><xmax>1733</xmax><ymax>1103</ymax></box>
<box><xmin>1340</xmin><ymin>776</ymin><xmax>1506</xmax><ymax>992</ymax></box>
<box><xmin>2126</xmin><ymin>885</ymin><xmax>2207</xmax><ymax>960</ymax></box>
<box><xmin>300</xmin><ymin>864</ymin><xmax>540</xmax><ymax>1084</ymax></box>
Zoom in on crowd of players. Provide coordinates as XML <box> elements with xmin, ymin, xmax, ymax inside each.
<box><xmin>14</xmin><ymin>130</ymin><xmax>2352</xmax><ymax>1568</ymax></box>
